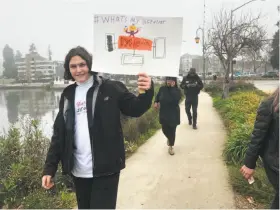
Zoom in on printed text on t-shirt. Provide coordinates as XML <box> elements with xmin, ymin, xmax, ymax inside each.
<box><xmin>76</xmin><ymin>101</ymin><xmax>87</xmax><ymax>114</ymax></box>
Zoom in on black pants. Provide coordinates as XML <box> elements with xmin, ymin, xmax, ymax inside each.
<box><xmin>73</xmin><ymin>173</ymin><xmax>120</xmax><ymax>209</ymax></box>
<box><xmin>162</xmin><ymin>124</ymin><xmax>177</xmax><ymax>146</ymax></box>
<box><xmin>263</xmin><ymin>163</ymin><xmax>279</xmax><ymax>209</ymax></box>
<box><xmin>185</xmin><ymin>97</ymin><xmax>198</xmax><ymax>125</ymax></box>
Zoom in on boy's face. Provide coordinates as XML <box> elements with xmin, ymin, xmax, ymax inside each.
<box><xmin>69</xmin><ymin>56</ymin><xmax>90</xmax><ymax>83</ymax></box>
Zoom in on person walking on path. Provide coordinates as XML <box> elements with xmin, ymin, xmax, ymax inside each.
<box><xmin>154</xmin><ymin>77</ymin><xmax>182</xmax><ymax>155</ymax></box>
<box><xmin>240</xmin><ymin>87</ymin><xmax>279</xmax><ymax>209</ymax></box>
<box><xmin>180</xmin><ymin>68</ymin><xmax>203</xmax><ymax>129</ymax></box>
<box><xmin>213</xmin><ymin>74</ymin><xmax>217</xmax><ymax>81</ymax></box>
<box><xmin>41</xmin><ymin>46</ymin><xmax>154</xmax><ymax>209</ymax></box>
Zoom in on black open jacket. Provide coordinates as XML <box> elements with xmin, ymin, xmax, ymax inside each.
<box><xmin>244</xmin><ymin>97</ymin><xmax>279</xmax><ymax>172</ymax></box>
<box><xmin>180</xmin><ymin>73</ymin><xmax>203</xmax><ymax>99</ymax></box>
<box><xmin>155</xmin><ymin>86</ymin><xmax>182</xmax><ymax>126</ymax></box>
<box><xmin>43</xmin><ymin>76</ymin><xmax>154</xmax><ymax>177</ymax></box>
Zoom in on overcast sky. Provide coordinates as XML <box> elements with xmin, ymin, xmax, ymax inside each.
<box><xmin>0</xmin><ymin>0</ymin><xmax>279</xmax><ymax>61</ymax></box>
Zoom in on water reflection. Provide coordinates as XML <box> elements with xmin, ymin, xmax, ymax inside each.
<box><xmin>6</xmin><ymin>92</ymin><xmax>20</xmax><ymax>124</ymax></box>
<box><xmin>0</xmin><ymin>85</ymin><xmax>136</xmax><ymax>137</ymax></box>
<box><xmin>0</xmin><ymin>89</ymin><xmax>62</xmax><ymax>137</ymax></box>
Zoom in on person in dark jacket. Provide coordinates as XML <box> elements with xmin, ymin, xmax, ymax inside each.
<box><xmin>240</xmin><ymin>87</ymin><xmax>279</xmax><ymax>209</ymax></box>
<box><xmin>41</xmin><ymin>46</ymin><xmax>154</xmax><ymax>209</ymax></box>
<box><xmin>154</xmin><ymin>77</ymin><xmax>182</xmax><ymax>155</ymax></box>
<box><xmin>213</xmin><ymin>74</ymin><xmax>217</xmax><ymax>81</ymax></box>
<box><xmin>180</xmin><ymin>68</ymin><xmax>203</xmax><ymax>129</ymax></box>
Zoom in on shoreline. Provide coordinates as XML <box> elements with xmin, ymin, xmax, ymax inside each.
<box><xmin>0</xmin><ymin>84</ymin><xmax>67</xmax><ymax>90</ymax></box>
<box><xmin>0</xmin><ymin>78</ymin><xmax>277</xmax><ymax>91</ymax></box>
<box><xmin>0</xmin><ymin>84</ymin><xmax>138</xmax><ymax>91</ymax></box>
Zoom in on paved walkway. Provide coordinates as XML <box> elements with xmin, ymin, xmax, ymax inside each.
<box><xmin>117</xmin><ymin>92</ymin><xmax>235</xmax><ymax>209</ymax></box>
<box><xmin>253</xmin><ymin>80</ymin><xmax>279</xmax><ymax>93</ymax></box>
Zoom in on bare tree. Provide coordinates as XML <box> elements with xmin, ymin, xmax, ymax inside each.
<box><xmin>241</xmin><ymin>28</ymin><xmax>271</xmax><ymax>73</ymax></box>
<box><xmin>240</xmin><ymin>39</ymin><xmax>271</xmax><ymax>73</ymax></box>
<box><xmin>15</xmin><ymin>50</ymin><xmax>22</xmax><ymax>60</ymax></box>
<box><xmin>262</xmin><ymin>44</ymin><xmax>273</xmax><ymax>73</ymax></box>
<box><xmin>48</xmin><ymin>45</ymin><xmax>52</xmax><ymax>61</ymax></box>
<box><xmin>208</xmin><ymin>9</ymin><xmax>266</xmax><ymax>98</ymax></box>
<box><xmin>29</xmin><ymin>43</ymin><xmax>37</xmax><ymax>53</ymax></box>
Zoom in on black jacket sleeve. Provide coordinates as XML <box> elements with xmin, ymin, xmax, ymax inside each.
<box><xmin>244</xmin><ymin>99</ymin><xmax>273</xmax><ymax>169</ymax></box>
<box><xmin>168</xmin><ymin>87</ymin><xmax>182</xmax><ymax>104</ymax></box>
<box><xmin>118</xmin><ymin>81</ymin><xmax>154</xmax><ymax>117</ymax></box>
<box><xmin>174</xmin><ymin>88</ymin><xmax>182</xmax><ymax>101</ymax></box>
<box><xmin>154</xmin><ymin>87</ymin><xmax>162</xmax><ymax>103</ymax></box>
<box><xmin>197</xmin><ymin>76</ymin><xmax>204</xmax><ymax>90</ymax></box>
<box><xmin>42</xmin><ymin>93</ymin><xmax>65</xmax><ymax>177</ymax></box>
<box><xmin>180</xmin><ymin>76</ymin><xmax>187</xmax><ymax>89</ymax></box>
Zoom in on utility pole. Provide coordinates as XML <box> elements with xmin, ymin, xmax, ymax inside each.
<box><xmin>202</xmin><ymin>0</ymin><xmax>206</xmax><ymax>84</ymax></box>
<box><xmin>194</xmin><ymin>0</ymin><xmax>206</xmax><ymax>84</ymax></box>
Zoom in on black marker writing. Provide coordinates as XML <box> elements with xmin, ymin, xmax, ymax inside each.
<box><xmin>94</xmin><ymin>15</ymin><xmax>128</xmax><ymax>24</ymax></box>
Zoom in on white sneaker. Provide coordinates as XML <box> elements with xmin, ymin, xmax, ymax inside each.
<box><xmin>168</xmin><ymin>146</ymin><xmax>175</xmax><ymax>155</ymax></box>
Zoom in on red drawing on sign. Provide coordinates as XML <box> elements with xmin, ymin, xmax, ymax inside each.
<box><xmin>118</xmin><ymin>36</ymin><xmax>152</xmax><ymax>51</ymax></box>
<box><xmin>104</xmin><ymin>23</ymin><xmax>166</xmax><ymax>66</ymax></box>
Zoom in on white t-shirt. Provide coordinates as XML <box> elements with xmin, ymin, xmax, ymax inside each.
<box><xmin>72</xmin><ymin>76</ymin><xmax>94</xmax><ymax>178</ymax></box>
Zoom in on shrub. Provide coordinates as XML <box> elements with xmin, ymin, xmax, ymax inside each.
<box><xmin>22</xmin><ymin>189</ymin><xmax>76</xmax><ymax>209</ymax></box>
<box><xmin>224</xmin><ymin>124</ymin><xmax>253</xmax><ymax>164</ymax></box>
<box><xmin>228</xmin><ymin>165</ymin><xmax>274</xmax><ymax>207</ymax></box>
<box><xmin>204</xmin><ymin>80</ymin><xmax>256</xmax><ymax>96</ymax></box>
<box><xmin>0</xmin><ymin>127</ymin><xmax>21</xmax><ymax>179</ymax></box>
<box><xmin>122</xmin><ymin>85</ymin><xmax>161</xmax><ymax>155</ymax></box>
<box><xmin>229</xmin><ymin>80</ymin><xmax>256</xmax><ymax>92</ymax></box>
<box><xmin>204</xmin><ymin>80</ymin><xmax>223</xmax><ymax>93</ymax></box>
<box><xmin>213</xmin><ymin>91</ymin><xmax>265</xmax><ymax>164</ymax></box>
<box><xmin>0</xmin><ymin>117</ymin><xmax>76</xmax><ymax>209</ymax></box>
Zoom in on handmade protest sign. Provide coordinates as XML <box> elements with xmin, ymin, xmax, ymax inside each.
<box><xmin>93</xmin><ymin>14</ymin><xmax>183</xmax><ymax>77</ymax></box>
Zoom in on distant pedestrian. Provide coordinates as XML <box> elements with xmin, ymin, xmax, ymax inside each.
<box><xmin>154</xmin><ymin>77</ymin><xmax>182</xmax><ymax>155</ymax></box>
<box><xmin>213</xmin><ymin>74</ymin><xmax>217</xmax><ymax>81</ymax></box>
<box><xmin>180</xmin><ymin>68</ymin><xmax>203</xmax><ymax>129</ymax></box>
<box><xmin>241</xmin><ymin>87</ymin><xmax>279</xmax><ymax>209</ymax></box>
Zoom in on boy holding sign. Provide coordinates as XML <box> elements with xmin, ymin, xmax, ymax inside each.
<box><xmin>42</xmin><ymin>46</ymin><xmax>153</xmax><ymax>209</ymax></box>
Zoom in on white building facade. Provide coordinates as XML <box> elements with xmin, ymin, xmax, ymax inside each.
<box><xmin>16</xmin><ymin>52</ymin><xmax>55</xmax><ymax>82</ymax></box>
<box><xmin>179</xmin><ymin>53</ymin><xmax>192</xmax><ymax>76</ymax></box>
<box><xmin>0</xmin><ymin>58</ymin><xmax>3</xmax><ymax>76</ymax></box>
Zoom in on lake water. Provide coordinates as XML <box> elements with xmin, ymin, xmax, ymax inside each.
<box><xmin>0</xmin><ymin>89</ymin><xmax>62</xmax><ymax>138</ymax></box>
<box><xmin>0</xmin><ymin>85</ymin><xmax>137</xmax><ymax>138</ymax></box>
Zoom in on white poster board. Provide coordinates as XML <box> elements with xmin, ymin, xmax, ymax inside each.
<box><xmin>93</xmin><ymin>14</ymin><xmax>183</xmax><ymax>77</ymax></box>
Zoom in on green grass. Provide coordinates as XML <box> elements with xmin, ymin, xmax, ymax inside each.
<box><xmin>125</xmin><ymin>125</ymin><xmax>161</xmax><ymax>158</ymax></box>
<box><xmin>228</xmin><ymin>165</ymin><xmax>274</xmax><ymax>208</ymax></box>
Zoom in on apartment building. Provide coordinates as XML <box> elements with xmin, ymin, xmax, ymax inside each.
<box><xmin>179</xmin><ymin>53</ymin><xmax>192</xmax><ymax>76</ymax></box>
<box><xmin>16</xmin><ymin>52</ymin><xmax>55</xmax><ymax>82</ymax></box>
